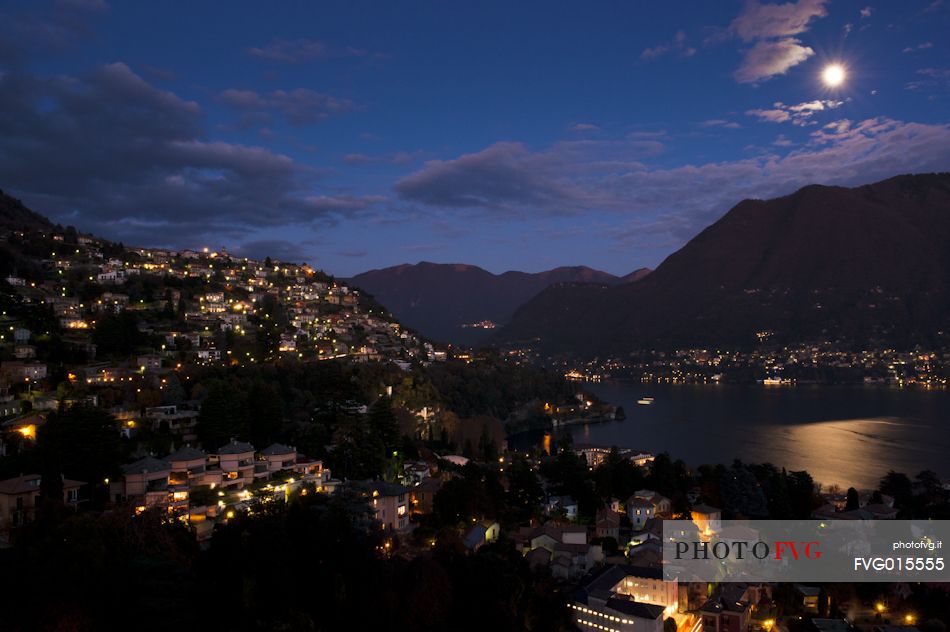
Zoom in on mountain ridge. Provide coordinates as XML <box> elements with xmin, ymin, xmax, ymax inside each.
<box><xmin>349</xmin><ymin>262</ymin><xmax>651</xmax><ymax>344</ymax></box>
<box><xmin>495</xmin><ymin>173</ymin><xmax>950</xmax><ymax>354</ymax></box>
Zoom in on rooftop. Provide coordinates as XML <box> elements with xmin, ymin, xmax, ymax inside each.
<box><xmin>166</xmin><ymin>445</ymin><xmax>206</xmax><ymax>462</ymax></box>
<box><xmin>218</xmin><ymin>439</ymin><xmax>255</xmax><ymax>455</ymax></box>
<box><xmin>260</xmin><ymin>442</ymin><xmax>296</xmax><ymax>456</ymax></box>
<box><xmin>121</xmin><ymin>456</ymin><xmax>171</xmax><ymax>475</ymax></box>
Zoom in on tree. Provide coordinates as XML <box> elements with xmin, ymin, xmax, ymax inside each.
<box><xmin>786</xmin><ymin>470</ymin><xmax>818</xmax><ymax>518</ymax></box>
<box><xmin>368</xmin><ymin>398</ymin><xmax>399</xmax><ymax>455</ymax></box>
<box><xmin>37</xmin><ymin>405</ymin><xmax>123</xmax><ymax>509</ymax></box>
<box><xmin>478</xmin><ymin>422</ymin><xmax>499</xmax><ymax>463</ymax></box>
<box><xmin>720</xmin><ymin>462</ymin><xmax>768</xmax><ymax>518</ymax></box>
<box><xmin>247</xmin><ymin>380</ymin><xmax>283</xmax><ymax>448</ymax></box>
<box><xmin>845</xmin><ymin>487</ymin><xmax>860</xmax><ymax>511</ymax></box>
<box><xmin>196</xmin><ymin>380</ymin><xmax>248</xmax><ymax>449</ymax></box>
<box><xmin>880</xmin><ymin>470</ymin><xmax>913</xmax><ymax>508</ymax></box>
<box><xmin>506</xmin><ymin>457</ymin><xmax>543</xmax><ymax>521</ymax></box>
<box><xmin>162</xmin><ymin>372</ymin><xmax>186</xmax><ymax>405</ymax></box>
<box><xmin>92</xmin><ymin>311</ymin><xmax>146</xmax><ymax>357</ymax></box>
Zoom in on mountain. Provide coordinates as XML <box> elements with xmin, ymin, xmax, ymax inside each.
<box><xmin>620</xmin><ymin>267</ymin><xmax>652</xmax><ymax>284</ymax></box>
<box><xmin>496</xmin><ymin>173</ymin><xmax>950</xmax><ymax>354</ymax></box>
<box><xmin>349</xmin><ymin>262</ymin><xmax>650</xmax><ymax>344</ymax></box>
<box><xmin>0</xmin><ymin>189</ymin><xmax>54</xmax><ymax>232</ymax></box>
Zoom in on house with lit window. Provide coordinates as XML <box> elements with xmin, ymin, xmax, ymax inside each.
<box><xmin>0</xmin><ymin>474</ymin><xmax>84</xmax><ymax>531</ymax></box>
<box><xmin>115</xmin><ymin>456</ymin><xmax>186</xmax><ymax>511</ymax></box>
<box><xmin>513</xmin><ymin>524</ymin><xmax>603</xmax><ymax>579</ymax></box>
<box><xmin>409</xmin><ymin>477</ymin><xmax>442</xmax><ymax>515</ymax></box>
<box><xmin>633</xmin><ymin>490</ymin><xmax>672</xmax><ymax>516</ymax></box>
<box><xmin>545</xmin><ymin>495</ymin><xmax>579</xmax><ymax>520</ymax></box>
<box><xmin>359</xmin><ymin>481</ymin><xmax>410</xmax><ymax>532</ymax></box>
<box><xmin>215</xmin><ymin>440</ymin><xmax>257</xmax><ymax>488</ymax></box>
<box><xmin>569</xmin><ymin>564</ymin><xmax>667</xmax><ymax>632</ymax></box>
<box><xmin>627</xmin><ymin>496</ymin><xmax>655</xmax><ymax>530</ymax></box>
<box><xmin>167</xmin><ymin>445</ymin><xmax>221</xmax><ymax>488</ymax></box>
<box><xmin>260</xmin><ymin>443</ymin><xmax>297</xmax><ymax>473</ymax></box>
<box><xmin>463</xmin><ymin>519</ymin><xmax>500</xmax><ymax>551</ymax></box>
<box><xmin>691</xmin><ymin>503</ymin><xmax>722</xmax><ymax>536</ymax></box>
<box><xmin>1</xmin><ymin>412</ymin><xmax>45</xmax><ymax>455</ymax></box>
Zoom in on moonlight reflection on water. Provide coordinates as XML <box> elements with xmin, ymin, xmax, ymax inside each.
<box><xmin>576</xmin><ymin>382</ymin><xmax>950</xmax><ymax>489</ymax></box>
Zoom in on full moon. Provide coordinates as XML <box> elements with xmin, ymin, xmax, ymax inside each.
<box><xmin>822</xmin><ymin>64</ymin><xmax>846</xmax><ymax>87</ymax></box>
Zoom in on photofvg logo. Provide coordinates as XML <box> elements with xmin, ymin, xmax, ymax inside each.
<box><xmin>661</xmin><ymin>520</ymin><xmax>950</xmax><ymax>583</ymax></box>
<box><xmin>674</xmin><ymin>539</ymin><xmax>822</xmax><ymax>562</ymax></box>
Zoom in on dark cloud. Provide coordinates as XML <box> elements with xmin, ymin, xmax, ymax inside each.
<box><xmin>395</xmin><ymin>118</ymin><xmax>950</xmax><ymax>248</ymax></box>
<box><xmin>218</xmin><ymin>88</ymin><xmax>357</xmax><ymax>127</ymax></box>
<box><xmin>395</xmin><ymin>142</ymin><xmax>589</xmax><ymax>215</ymax></box>
<box><xmin>0</xmin><ymin>63</ymin><xmax>383</xmax><ymax>244</ymax></box>
<box><xmin>0</xmin><ymin>1</ymin><xmax>101</xmax><ymax>63</ymax></box>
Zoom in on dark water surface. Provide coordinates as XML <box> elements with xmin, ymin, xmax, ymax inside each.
<box><xmin>569</xmin><ymin>382</ymin><xmax>950</xmax><ymax>490</ymax></box>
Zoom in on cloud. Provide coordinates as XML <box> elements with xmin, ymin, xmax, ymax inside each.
<box><xmin>0</xmin><ymin>63</ymin><xmax>383</xmax><ymax>244</ymax></box>
<box><xmin>334</xmin><ymin>249</ymin><xmax>368</xmax><ymax>258</ymax></box>
<box><xmin>395</xmin><ymin>142</ymin><xmax>585</xmax><ymax>213</ymax></box>
<box><xmin>570</xmin><ymin>123</ymin><xmax>601</xmax><ymax>132</ymax></box>
<box><xmin>734</xmin><ymin>38</ymin><xmax>815</xmax><ymax>83</ymax></box>
<box><xmin>394</xmin><ymin>117</ymin><xmax>950</xmax><ymax>249</ymax></box>
<box><xmin>727</xmin><ymin>1</ymin><xmax>828</xmax><ymax>83</ymax></box>
<box><xmin>0</xmin><ymin>0</ymin><xmax>107</xmax><ymax>63</ymax></box>
<box><xmin>902</xmin><ymin>42</ymin><xmax>934</xmax><ymax>53</ymax></box>
<box><xmin>246</xmin><ymin>38</ymin><xmax>379</xmax><ymax>63</ymax></box>
<box><xmin>218</xmin><ymin>88</ymin><xmax>356</xmax><ymax>127</ymax></box>
<box><xmin>641</xmin><ymin>30</ymin><xmax>696</xmax><ymax>60</ymax></box>
<box><xmin>731</xmin><ymin>0</ymin><xmax>828</xmax><ymax>41</ymax></box>
<box><xmin>860</xmin><ymin>6</ymin><xmax>873</xmax><ymax>18</ymax></box>
<box><xmin>700</xmin><ymin>119</ymin><xmax>742</xmax><ymax>129</ymax></box>
<box><xmin>905</xmin><ymin>67</ymin><xmax>950</xmax><ymax>91</ymax></box>
<box><xmin>746</xmin><ymin>99</ymin><xmax>844</xmax><ymax>125</ymax></box>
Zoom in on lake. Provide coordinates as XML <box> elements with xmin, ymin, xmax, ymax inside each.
<box><xmin>565</xmin><ymin>381</ymin><xmax>950</xmax><ymax>490</ymax></box>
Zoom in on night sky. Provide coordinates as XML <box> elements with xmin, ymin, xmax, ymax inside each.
<box><xmin>1</xmin><ymin>0</ymin><xmax>949</xmax><ymax>276</ymax></box>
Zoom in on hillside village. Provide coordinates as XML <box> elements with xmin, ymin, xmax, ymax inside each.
<box><xmin>0</xmin><ymin>198</ymin><xmax>948</xmax><ymax>631</ymax></box>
